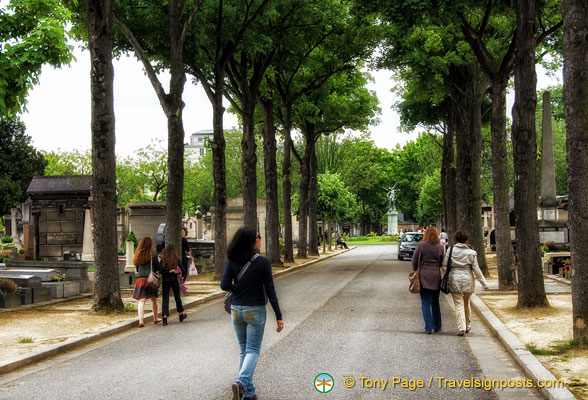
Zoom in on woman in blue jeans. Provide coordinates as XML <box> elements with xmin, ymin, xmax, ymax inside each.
<box><xmin>411</xmin><ymin>226</ymin><xmax>445</xmax><ymax>334</ymax></box>
<box><xmin>221</xmin><ymin>227</ymin><xmax>283</xmax><ymax>400</ymax></box>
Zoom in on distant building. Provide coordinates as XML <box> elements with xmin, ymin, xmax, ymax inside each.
<box><xmin>185</xmin><ymin>130</ymin><xmax>214</xmax><ymax>164</ymax></box>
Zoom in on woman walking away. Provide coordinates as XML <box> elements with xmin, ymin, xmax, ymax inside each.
<box><xmin>440</xmin><ymin>228</ymin><xmax>449</xmax><ymax>249</ymax></box>
<box><xmin>412</xmin><ymin>226</ymin><xmax>445</xmax><ymax>334</ymax></box>
<box><xmin>443</xmin><ymin>230</ymin><xmax>489</xmax><ymax>336</ymax></box>
<box><xmin>159</xmin><ymin>244</ymin><xmax>187</xmax><ymax>326</ymax></box>
<box><xmin>221</xmin><ymin>227</ymin><xmax>283</xmax><ymax>400</ymax></box>
<box><xmin>132</xmin><ymin>237</ymin><xmax>162</xmax><ymax>327</ymax></box>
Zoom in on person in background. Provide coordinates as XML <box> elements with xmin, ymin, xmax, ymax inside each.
<box><xmin>221</xmin><ymin>227</ymin><xmax>283</xmax><ymax>400</ymax></box>
<box><xmin>336</xmin><ymin>234</ymin><xmax>349</xmax><ymax>249</ymax></box>
<box><xmin>158</xmin><ymin>243</ymin><xmax>187</xmax><ymax>326</ymax></box>
<box><xmin>180</xmin><ymin>228</ymin><xmax>191</xmax><ymax>280</ymax></box>
<box><xmin>443</xmin><ymin>229</ymin><xmax>490</xmax><ymax>336</ymax></box>
<box><xmin>440</xmin><ymin>228</ymin><xmax>449</xmax><ymax>249</ymax></box>
<box><xmin>132</xmin><ymin>237</ymin><xmax>161</xmax><ymax>327</ymax></box>
<box><xmin>412</xmin><ymin>226</ymin><xmax>444</xmax><ymax>334</ymax></box>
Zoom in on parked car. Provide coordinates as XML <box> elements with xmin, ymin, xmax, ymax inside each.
<box><xmin>398</xmin><ymin>232</ymin><xmax>424</xmax><ymax>261</ymax></box>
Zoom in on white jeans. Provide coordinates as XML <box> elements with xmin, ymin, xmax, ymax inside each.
<box><xmin>451</xmin><ymin>292</ymin><xmax>472</xmax><ymax>332</ymax></box>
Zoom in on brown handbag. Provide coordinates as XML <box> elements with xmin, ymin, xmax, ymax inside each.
<box><xmin>408</xmin><ymin>246</ymin><xmax>422</xmax><ymax>293</ymax></box>
<box><xmin>147</xmin><ymin>257</ymin><xmax>161</xmax><ymax>289</ymax></box>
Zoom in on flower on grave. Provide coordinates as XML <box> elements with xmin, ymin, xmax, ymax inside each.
<box><xmin>176</xmin><ymin>267</ymin><xmax>188</xmax><ymax>293</ymax></box>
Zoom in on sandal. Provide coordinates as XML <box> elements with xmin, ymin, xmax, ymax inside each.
<box><xmin>138</xmin><ymin>323</ymin><xmax>144</xmax><ymax>328</ymax></box>
<box><xmin>154</xmin><ymin>318</ymin><xmax>163</xmax><ymax>324</ymax></box>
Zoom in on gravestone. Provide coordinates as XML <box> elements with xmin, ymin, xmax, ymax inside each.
<box><xmin>20</xmin><ymin>287</ymin><xmax>32</xmax><ymax>305</ymax></box>
<box><xmin>31</xmin><ymin>287</ymin><xmax>52</xmax><ymax>303</ymax></box>
<box><xmin>0</xmin><ymin>269</ymin><xmax>60</xmax><ymax>282</ymax></box>
<box><xmin>0</xmin><ymin>275</ymin><xmax>42</xmax><ymax>287</ymax></box>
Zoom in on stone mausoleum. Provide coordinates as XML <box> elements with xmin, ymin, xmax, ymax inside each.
<box><xmin>25</xmin><ymin>176</ymin><xmax>92</xmax><ymax>260</ymax></box>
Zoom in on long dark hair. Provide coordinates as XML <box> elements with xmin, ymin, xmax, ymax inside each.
<box><xmin>133</xmin><ymin>237</ymin><xmax>153</xmax><ymax>266</ymax></box>
<box><xmin>160</xmin><ymin>244</ymin><xmax>179</xmax><ymax>271</ymax></box>
<box><xmin>227</xmin><ymin>227</ymin><xmax>257</xmax><ymax>263</ymax></box>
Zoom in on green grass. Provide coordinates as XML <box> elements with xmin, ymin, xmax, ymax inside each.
<box><xmin>526</xmin><ymin>339</ymin><xmax>579</xmax><ymax>356</ymax></box>
<box><xmin>346</xmin><ymin>235</ymin><xmax>399</xmax><ymax>245</ymax></box>
<box><xmin>18</xmin><ymin>337</ymin><xmax>34</xmax><ymax>344</ymax></box>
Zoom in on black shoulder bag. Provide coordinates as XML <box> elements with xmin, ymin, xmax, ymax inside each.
<box><xmin>224</xmin><ymin>254</ymin><xmax>259</xmax><ymax>314</ymax></box>
<box><xmin>440</xmin><ymin>246</ymin><xmax>454</xmax><ymax>294</ymax></box>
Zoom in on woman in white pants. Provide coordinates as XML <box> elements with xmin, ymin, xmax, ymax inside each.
<box><xmin>443</xmin><ymin>230</ymin><xmax>489</xmax><ymax>336</ymax></box>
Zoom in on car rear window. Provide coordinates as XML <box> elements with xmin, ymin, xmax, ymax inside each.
<box><xmin>403</xmin><ymin>234</ymin><xmax>423</xmax><ymax>242</ymax></box>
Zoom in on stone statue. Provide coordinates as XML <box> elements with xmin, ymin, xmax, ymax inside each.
<box><xmin>383</xmin><ymin>183</ymin><xmax>399</xmax><ymax>212</ymax></box>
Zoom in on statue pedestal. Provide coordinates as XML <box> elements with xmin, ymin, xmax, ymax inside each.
<box><xmin>387</xmin><ymin>209</ymin><xmax>399</xmax><ymax>235</ymax></box>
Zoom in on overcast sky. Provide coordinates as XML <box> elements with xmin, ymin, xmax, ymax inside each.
<box><xmin>20</xmin><ymin>46</ymin><xmax>561</xmax><ymax>157</ymax></box>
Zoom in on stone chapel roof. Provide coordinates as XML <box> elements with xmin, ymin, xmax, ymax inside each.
<box><xmin>27</xmin><ymin>176</ymin><xmax>92</xmax><ymax>195</ymax></box>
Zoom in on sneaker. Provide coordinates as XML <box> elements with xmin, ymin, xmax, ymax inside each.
<box><xmin>425</xmin><ymin>330</ymin><xmax>432</xmax><ymax>334</ymax></box>
<box><xmin>232</xmin><ymin>382</ymin><xmax>244</xmax><ymax>400</ymax></box>
<box><xmin>457</xmin><ymin>330</ymin><xmax>465</xmax><ymax>336</ymax></box>
<box><xmin>434</xmin><ymin>328</ymin><xmax>441</xmax><ymax>333</ymax></box>
<box><xmin>243</xmin><ymin>396</ymin><xmax>257</xmax><ymax>400</ymax></box>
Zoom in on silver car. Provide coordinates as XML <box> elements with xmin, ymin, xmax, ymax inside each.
<box><xmin>398</xmin><ymin>232</ymin><xmax>423</xmax><ymax>261</ymax></box>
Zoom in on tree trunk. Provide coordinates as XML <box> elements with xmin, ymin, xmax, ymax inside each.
<box><xmin>281</xmin><ymin>107</ymin><xmax>294</xmax><ymax>263</ymax></box>
<box><xmin>308</xmin><ymin>131</ymin><xmax>319</xmax><ymax>256</ymax></box>
<box><xmin>212</xmin><ymin>67</ymin><xmax>228</xmax><ymax>279</ymax></box>
<box><xmin>297</xmin><ymin>126</ymin><xmax>312</xmax><ymax>259</ymax></box>
<box><xmin>562</xmin><ymin>0</ymin><xmax>588</xmax><ymax>343</ymax></box>
<box><xmin>490</xmin><ymin>80</ymin><xmax>517</xmax><ymax>290</ymax></box>
<box><xmin>165</xmin><ymin>1</ymin><xmax>187</xmax><ymax>255</ymax></box>
<box><xmin>441</xmin><ymin>116</ymin><xmax>457</xmax><ymax>240</ymax></box>
<box><xmin>85</xmin><ymin>0</ymin><xmax>123</xmax><ymax>313</ymax></box>
<box><xmin>512</xmin><ymin>0</ymin><xmax>548</xmax><ymax>308</ymax></box>
<box><xmin>452</xmin><ymin>63</ymin><xmax>488</xmax><ymax>275</ymax></box>
<box><xmin>258</xmin><ymin>95</ymin><xmax>281</xmax><ymax>265</ymax></box>
<box><xmin>241</xmin><ymin>103</ymin><xmax>257</xmax><ymax>227</ymax></box>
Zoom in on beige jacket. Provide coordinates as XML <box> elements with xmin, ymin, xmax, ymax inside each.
<box><xmin>442</xmin><ymin>243</ymin><xmax>488</xmax><ymax>294</ymax></box>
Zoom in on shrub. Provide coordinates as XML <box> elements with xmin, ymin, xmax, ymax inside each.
<box><xmin>126</xmin><ymin>231</ymin><xmax>138</xmax><ymax>248</ymax></box>
<box><xmin>367</xmin><ymin>232</ymin><xmax>378</xmax><ymax>238</ymax></box>
<box><xmin>18</xmin><ymin>248</ymin><xmax>25</xmax><ymax>254</ymax></box>
<box><xmin>0</xmin><ymin>278</ymin><xmax>19</xmax><ymax>294</ymax></box>
<box><xmin>1</xmin><ymin>236</ymin><xmax>13</xmax><ymax>244</ymax></box>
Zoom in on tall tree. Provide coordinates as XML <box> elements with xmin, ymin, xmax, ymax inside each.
<box><xmin>258</xmin><ymin>91</ymin><xmax>281</xmax><ymax>264</ymax></box>
<box><xmin>457</xmin><ymin>0</ymin><xmax>561</xmax><ymax>289</ymax></box>
<box><xmin>511</xmin><ymin>0</ymin><xmax>548</xmax><ymax>307</ymax></box>
<box><xmin>0</xmin><ymin>120</ymin><xmax>46</xmax><ymax>216</ymax></box>
<box><xmin>295</xmin><ymin>68</ymin><xmax>380</xmax><ymax>256</ymax></box>
<box><xmin>457</xmin><ymin>1</ymin><xmax>517</xmax><ymax>288</ymax></box>
<box><xmin>0</xmin><ymin>0</ymin><xmax>73</xmax><ymax>117</ymax></box>
<box><xmin>186</xmin><ymin>0</ymin><xmax>271</xmax><ymax>278</ymax></box>
<box><xmin>84</xmin><ymin>0</ymin><xmax>123</xmax><ymax>312</ymax></box>
<box><xmin>562</xmin><ymin>0</ymin><xmax>588</xmax><ymax>344</ymax></box>
<box><xmin>112</xmin><ymin>0</ymin><xmax>201</xmax><ymax>254</ymax></box>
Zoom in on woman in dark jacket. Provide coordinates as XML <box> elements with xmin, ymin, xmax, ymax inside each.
<box><xmin>132</xmin><ymin>236</ymin><xmax>162</xmax><ymax>327</ymax></box>
<box><xmin>221</xmin><ymin>227</ymin><xmax>283</xmax><ymax>400</ymax></box>
<box><xmin>159</xmin><ymin>244</ymin><xmax>187</xmax><ymax>326</ymax></box>
<box><xmin>412</xmin><ymin>226</ymin><xmax>445</xmax><ymax>334</ymax></box>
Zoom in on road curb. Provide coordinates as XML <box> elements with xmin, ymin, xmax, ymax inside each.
<box><xmin>0</xmin><ymin>248</ymin><xmax>353</xmax><ymax>376</ymax></box>
<box><xmin>470</xmin><ymin>294</ymin><xmax>575</xmax><ymax>400</ymax></box>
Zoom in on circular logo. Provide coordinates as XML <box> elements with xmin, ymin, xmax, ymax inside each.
<box><xmin>314</xmin><ymin>373</ymin><xmax>334</xmax><ymax>393</ymax></box>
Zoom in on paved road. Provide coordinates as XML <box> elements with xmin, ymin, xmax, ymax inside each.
<box><xmin>0</xmin><ymin>245</ymin><xmax>539</xmax><ymax>399</ymax></box>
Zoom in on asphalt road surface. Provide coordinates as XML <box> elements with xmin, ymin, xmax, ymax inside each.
<box><xmin>0</xmin><ymin>245</ymin><xmax>538</xmax><ymax>399</ymax></box>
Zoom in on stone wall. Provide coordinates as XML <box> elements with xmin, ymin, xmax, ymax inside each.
<box><xmin>128</xmin><ymin>202</ymin><xmax>166</xmax><ymax>242</ymax></box>
<box><xmin>38</xmin><ymin>208</ymin><xmax>85</xmax><ymax>258</ymax></box>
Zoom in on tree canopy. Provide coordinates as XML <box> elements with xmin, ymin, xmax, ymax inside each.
<box><xmin>0</xmin><ymin>119</ymin><xmax>46</xmax><ymax>215</ymax></box>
